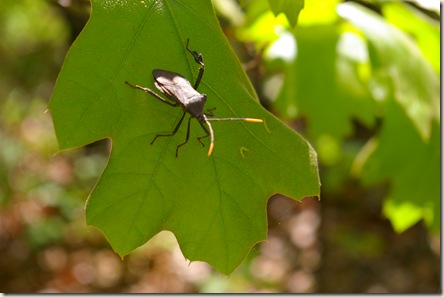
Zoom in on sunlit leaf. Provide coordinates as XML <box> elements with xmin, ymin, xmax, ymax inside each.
<box><xmin>338</xmin><ymin>2</ymin><xmax>439</xmax><ymax>141</ymax></box>
<box><xmin>275</xmin><ymin>25</ymin><xmax>375</xmax><ymax>140</ymax></box>
<box><xmin>382</xmin><ymin>2</ymin><xmax>440</xmax><ymax>74</ymax></box>
<box><xmin>340</xmin><ymin>2</ymin><xmax>440</xmax><ymax>233</ymax></box>
<box><xmin>267</xmin><ymin>0</ymin><xmax>304</xmax><ymax>28</ymax></box>
<box><xmin>297</xmin><ymin>0</ymin><xmax>340</xmax><ymax>26</ymax></box>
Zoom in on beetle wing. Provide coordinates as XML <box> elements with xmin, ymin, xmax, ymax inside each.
<box><xmin>153</xmin><ymin>70</ymin><xmax>199</xmax><ymax>106</ymax></box>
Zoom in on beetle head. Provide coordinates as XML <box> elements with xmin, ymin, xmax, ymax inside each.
<box><xmin>186</xmin><ymin>93</ymin><xmax>207</xmax><ymax>118</ymax></box>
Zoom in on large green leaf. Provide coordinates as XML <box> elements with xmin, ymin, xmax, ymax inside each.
<box><xmin>49</xmin><ymin>0</ymin><xmax>320</xmax><ymax>274</ymax></box>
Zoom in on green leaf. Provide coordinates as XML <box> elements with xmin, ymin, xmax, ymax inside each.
<box><xmin>297</xmin><ymin>0</ymin><xmax>339</xmax><ymax>26</ymax></box>
<box><xmin>275</xmin><ymin>25</ymin><xmax>375</xmax><ymax>140</ymax></box>
<box><xmin>267</xmin><ymin>0</ymin><xmax>304</xmax><ymax>28</ymax></box>
<box><xmin>338</xmin><ymin>2</ymin><xmax>439</xmax><ymax>141</ymax></box>
<box><xmin>353</xmin><ymin>99</ymin><xmax>440</xmax><ymax>232</ymax></box>
<box><xmin>49</xmin><ymin>0</ymin><xmax>320</xmax><ymax>274</ymax></box>
<box><xmin>340</xmin><ymin>2</ymin><xmax>440</xmax><ymax>233</ymax></box>
<box><xmin>382</xmin><ymin>3</ymin><xmax>440</xmax><ymax>75</ymax></box>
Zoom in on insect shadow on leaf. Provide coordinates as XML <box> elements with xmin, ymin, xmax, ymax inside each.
<box><xmin>126</xmin><ymin>39</ymin><xmax>263</xmax><ymax>157</ymax></box>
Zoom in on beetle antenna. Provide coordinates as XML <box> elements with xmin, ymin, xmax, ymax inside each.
<box><xmin>206</xmin><ymin>117</ymin><xmax>263</xmax><ymax>123</ymax></box>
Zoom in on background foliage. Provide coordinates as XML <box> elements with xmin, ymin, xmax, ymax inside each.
<box><xmin>0</xmin><ymin>0</ymin><xmax>440</xmax><ymax>293</ymax></box>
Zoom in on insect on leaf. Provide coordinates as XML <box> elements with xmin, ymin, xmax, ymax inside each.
<box><xmin>49</xmin><ymin>0</ymin><xmax>320</xmax><ymax>274</ymax></box>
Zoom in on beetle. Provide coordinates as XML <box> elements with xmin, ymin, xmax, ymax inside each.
<box><xmin>125</xmin><ymin>39</ymin><xmax>263</xmax><ymax>157</ymax></box>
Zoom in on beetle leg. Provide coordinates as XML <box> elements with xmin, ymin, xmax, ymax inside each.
<box><xmin>205</xmin><ymin>107</ymin><xmax>216</xmax><ymax>117</ymax></box>
<box><xmin>197</xmin><ymin>133</ymin><xmax>208</xmax><ymax>147</ymax></box>
<box><xmin>125</xmin><ymin>81</ymin><xmax>176</xmax><ymax>107</ymax></box>
<box><xmin>186</xmin><ymin>39</ymin><xmax>205</xmax><ymax>90</ymax></box>
<box><xmin>151</xmin><ymin>111</ymin><xmax>186</xmax><ymax>145</ymax></box>
<box><xmin>196</xmin><ymin>121</ymin><xmax>210</xmax><ymax>147</ymax></box>
<box><xmin>176</xmin><ymin>116</ymin><xmax>192</xmax><ymax>157</ymax></box>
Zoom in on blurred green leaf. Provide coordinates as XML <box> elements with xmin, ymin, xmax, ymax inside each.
<box><xmin>354</xmin><ymin>99</ymin><xmax>440</xmax><ymax>232</ymax></box>
<box><xmin>382</xmin><ymin>2</ymin><xmax>440</xmax><ymax>75</ymax></box>
<box><xmin>340</xmin><ymin>2</ymin><xmax>440</xmax><ymax>233</ymax></box>
<box><xmin>338</xmin><ymin>2</ymin><xmax>439</xmax><ymax>141</ymax></box>
<box><xmin>237</xmin><ymin>10</ymin><xmax>288</xmax><ymax>49</ymax></box>
<box><xmin>27</xmin><ymin>217</ymin><xmax>65</xmax><ymax>249</ymax></box>
<box><xmin>275</xmin><ymin>25</ymin><xmax>375</xmax><ymax>140</ymax></box>
<box><xmin>297</xmin><ymin>0</ymin><xmax>339</xmax><ymax>26</ymax></box>
<box><xmin>49</xmin><ymin>0</ymin><xmax>320</xmax><ymax>274</ymax></box>
<box><xmin>335</xmin><ymin>226</ymin><xmax>385</xmax><ymax>258</ymax></box>
<box><xmin>267</xmin><ymin>0</ymin><xmax>304</xmax><ymax>28</ymax></box>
